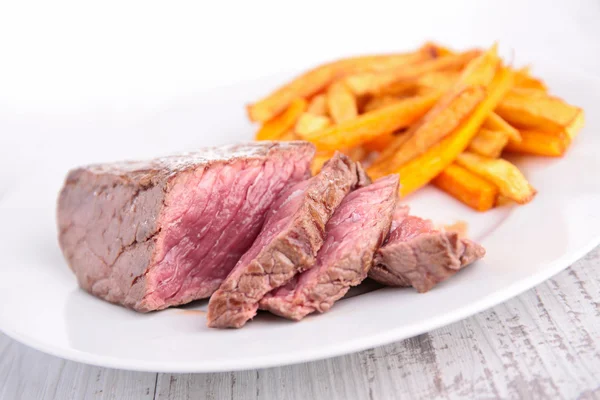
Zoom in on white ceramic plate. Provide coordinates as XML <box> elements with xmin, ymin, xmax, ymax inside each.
<box><xmin>1</xmin><ymin>64</ymin><xmax>599</xmax><ymax>373</ymax></box>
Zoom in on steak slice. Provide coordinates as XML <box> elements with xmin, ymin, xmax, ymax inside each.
<box><xmin>57</xmin><ymin>141</ymin><xmax>314</xmax><ymax>312</ymax></box>
<box><xmin>207</xmin><ymin>153</ymin><xmax>360</xmax><ymax>328</ymax></box>
<box><xmin>368</xmin><ymin>211</ymin><xmax>485</xmax><ymax>292</ymax></box>
<box><xmin>260</xmin><ymin>174</ymin><xmax>398</xmax><ymax>321</ymax></box>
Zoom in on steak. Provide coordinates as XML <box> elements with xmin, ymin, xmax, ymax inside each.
<box><xmin>260</xmin><ymin>174</ymin><xmax>398</xmax><ymax>321</ymax></box>
<box><xmin>207</xmin><ymin>153</ymin><xmax>360</xmax><ymax>328</ymax></box>
<box><xmin>368</xmin><ymin>211</ymin><xmax>485</xmax><ymax>292</ymax></box>
<box><xmin>57</xmin><ymin>141</ymin><xmax>314</xmax><ymax>312</ymax></box>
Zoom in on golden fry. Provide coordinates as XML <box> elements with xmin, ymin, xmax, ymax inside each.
<box><xmin>295</xmin><ymin>113</ymin><xmax>332</xmax><ymax>137</ymax></box>
<box><xmin>307</xmin><ymin>94</ymin><xmax>328</xmax><ymax>116</ymax></box>
<box><xmin>417</xmin><ymin>71</ymin><xmax>460</xmax><ymax>91</ymax></box>
<box><xmin>369</xmin><ymin>45</ymin><xmax>500</xmax><ymax>175</ymax></box>
<box><xmin>371</xmin><ymin>85</ymin><xmax>486</xmax><ymax>174</ymax></box>
<box><xmin>433</xmin><ymin>163</ymin><xmax>499</xmax><ymax>211</ymax></box>
<box><xmin>326</xmin><ymin>81</ymin><xmax>358</xmax><ymax>123</ymax></box>
<box><xmin>300</xmin><ymin>93</ymin><xmax>440</xmax><ymax>151</ymax></box>
<box><xmin>467</xmin><ymin>128</ymin><xmax>509</xmax><ymax>158</ymax></box>
<box><xmin>247</xmin><ymin>50</ymin><xmax>436</xmax><ymax>122</ymax></box>
<box><xmin>362</xmin><ymin>131</ymin><xmax>399</xmax><ymax>152</ymax></box>
<box><xmin>344</xmin><ymin>50</ymin><xmax>481</xmax><ymax>96</ymax></box>
<box><xmin>374</xmin><ymin>66</ymin><xmax>514</xmax><ymax>195</ymax></box>
<box><xmin>362</xmin><ymin>95</ymin><xmax>403</xmax><ymax>113</ymax></box>
<box><xmin>514</xmin><ymin>67</ymin><xmax>548</xmax><ymax>91</ymax></box>
<box><xmin>504</xmin><ymin>130</ymin><xmax>570</xmax><ymax>157</ymax></box>
<box><xmin>483</xmin><ymin>112</ymin><xmax>521</xmax><ymax>142</ymax></box>
<box><xmin>255</xmin><ymin>98</ymin><xmax>307</xmax><ymax>141</ymax></box>
<box><xmin>456</xmin><ymin>152</ymin><xmax>536</xmax><ymax>204</ymax></box>
<box><xmin>496</xmin><ymin>88</ymin><xmax>581</xmax><ymax>134</ymax></box>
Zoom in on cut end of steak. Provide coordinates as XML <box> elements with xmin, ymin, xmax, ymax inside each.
<box><xmin>206</xmin><ymin>152</ymin><xmax>360</xmax><ymax>328</ymax></box>
<box><xmin>260</xmin><ymin>174</ymin><xmax>399</xmax><ymax>321</ymax></box>
<box><xmin>57</xmin><ymin>141</ymin><xmax>315</xmax><ymax>312</ymax></box>
<box><xmin>368</xmin><ymin>212</ymin><xmax>485</xmax><ymax>292</ymax></box>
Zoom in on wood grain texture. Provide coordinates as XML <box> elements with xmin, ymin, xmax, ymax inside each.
<box><xmin>1</xmin><ymin>247</ymin><xmax>599</xmax><ymax>400</ymax></box>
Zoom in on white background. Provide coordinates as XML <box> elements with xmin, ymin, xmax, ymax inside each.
<box><xmin>1</xmin><ymin>0</ymin><xmax>599</xmax><ymax>180</ymax></box>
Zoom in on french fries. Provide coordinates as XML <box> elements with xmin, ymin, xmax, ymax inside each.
<box><xmin>370</xmin><ymin>85</ymin><xmax>486</xmax><ymax>175</ymax></box>
<box><xmin>369</xmin><ymin>45</ymin><xmax>499</xmax><ymax>176</ymax></box>
<box><xmin>456</xmin><ymin>152</ymin><xmax>536</xmax><ymax>204</ymax></box>
<box><xmin>248</xmin><ymin>49</ymin><xmax>436</xmax><ymax>122</ymax></box>
<box><xmin>255</xmin><ymin>98</ymin><xmax>307</xmax><ymax>141</ymax></box>
<box><xmin>504</xmin><ymin>130</ymin><xmax>570</xmax><ymax>157</ymax></box>
<box><xmin>248</xmin><ymin>43</ymin><xmax>584</xmax><ymax>212</ymax></box>
<box><xmin>344</xmin><ymin>50</ymin><xmax>481</xmax><ymax>96</ymax></box>
<box><xmin>514</xmin><ymin>67</ymin><xmax>548</xmax><ymax>91</ymax></box>
<box><xmin>433</xmin><ymin>163</ymin><xmax>498</xmax><ymax>211</ymax></box>
<box><xmin>326</xmin><ymin>81</ymin><xmax>358</xmax><ymax>123</ymax></box>
<box><xmin>386</xmin><ymin>66</ymin><xmax>515</xmax><ymax>195</ymax></box>
<box><xmin>483</xmin><ymin>112</ymin><xmax>521</xmax><ymax>142</ymax></box>
<box><xmin>468</xmin><ymin>128</ymin><xmax>509</xmax><ymax>158</ymax></box>
<box><xmin>496</xmin><ymin>89</ymin><xmax>582</xmax><ymax>134</ymax></box>
<box><xmin>300</xmin><ymin>92</ymin><xmax>440</xmax><ymax>151</ymax></box>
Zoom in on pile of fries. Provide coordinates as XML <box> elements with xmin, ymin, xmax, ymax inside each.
<box><xmin>247</xmin><ymin>43</ymin><xmax>584</xmax><ymax>212</ymax></box>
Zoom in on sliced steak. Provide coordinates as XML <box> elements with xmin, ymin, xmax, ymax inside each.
<box><xmin>207</xmin><ymin>153</ymin><xmax>360</xmax><ymax>328</ymax></box>
<box><xmin>260</xmin><ymin>174</ymin><xmax>398</xmax><ymax>321</ymax></box>
<box><xmin>57</xmin><ymin>141</ymin><xmax>314</xmax><ymax>312</ymax></box>
<box><xmin>368</xmin><ymin>212</ymin><xmax>485</xmax><ymax>292</ymax></box>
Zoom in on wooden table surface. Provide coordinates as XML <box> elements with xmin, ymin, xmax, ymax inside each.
<box><xmin>1</xmin><ymin>246</ymin><xmax>598</xmax><ymax>399</ymax></box>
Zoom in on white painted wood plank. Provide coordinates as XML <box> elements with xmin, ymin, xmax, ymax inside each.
<box><xmin>1</xmin><ymin>247</ymin><xmax>599</xmax><ymax>400</ymax></box>
<box><xmin>0</xmin><ymin>337</ymin><xmax>157</xmax><ymax>400</ymax></box>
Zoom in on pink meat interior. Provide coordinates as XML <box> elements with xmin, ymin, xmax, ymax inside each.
<box><xmin>140</xmin><ymin>154</ymin><xmax>309</xmax><ymax>310</ymax></box>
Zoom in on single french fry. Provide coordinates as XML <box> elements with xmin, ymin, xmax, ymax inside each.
<box><xmin>565</xmin><ymin>109</ymin><xmax>585</xmax><ymax>140</ymax></box>
<box><xmin>362</xmin><ymin>95</ymin><xmax>403</xmax><ymax>113</ymax></box>
<box><xmin>300</xmin><ymin>92</ymin><xmax>440</xmax><ymax>151</ymax></box>
<box><xmin>458</xmin><ymin>43</ymin><xmax>499</xmax><ymax>88</ymax></box>
<box><xmin>373</xmin><ymin>66</ymin><xmax>514</xmax><ymax>195</ymax></box>
<box><xmin>307</xmin><ymin>94</ymin><xmax>328</xmax><ymax>116</ymax></box>
<box><xmin>456</xmin><ymin>152</ymin><xmax>536</xmax><ymax>204</ymax></box>
<box><xmin>417</xmin><ymin>70</ymin><xmax>461</xmax><ymax>92</ymax></box>
<box><xmin>363</xmin><ymin>131</ymin><xmax>398</xmax><ymax>152</ymax></box>
<box><xmin>496</xmin><ymin>88</ymin><xmax>581</xmax><ymax>134</ymax></box>
<box><xmin>295</xmin><ymin>113</ymin><xmax>332</xmax><ymax>137</ymax></box>
<box><xmin>374</xmin><ymin>80</ymin><xmax>420</xmax><ymax>97</ymax></box>
<box><xmin>504</xmin><ymin>130</ymin><xmax>570</xmax><ymax>157</ymax></box>
<box><xmin>255</xmin><ymin>98</ymin><xmax>307</xmax><ymax>141</ymax></box>
<box><xmin>484</xmin><ymin>111</ymin><xmax>521</xmax><ymax>142</ymax></box>
<box><xmin>433</xmin><ymin>163</ymin><xmax>498</xmax><ymax>211</ymax></box>
<box><xmin>514</xmin><ymin>66</ymin><xmax>548</xmax><ymax>91</ymax></box>
<box><xmin>327</xmin><ymin>81</ymin><xmax>358</xmax><ymax>123</ymax></box>
<box><xmin>344</xmin><ymin>50</ymin><xmax>481</xmax><ymax>96</ymax></box>
<box><xmin>468</xmin><ymin>128</ymin><xmax>509</xmax><ymax>158</ymax></box>
<box><xmin>370</xmin><ymin>85</ymin><xmax>486</xmax><ymax>174</ymax></box>
<box><xmin>247</xmin><ymin>50</ymin><xmax>436</xmax><ymax>122</ymax></box>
